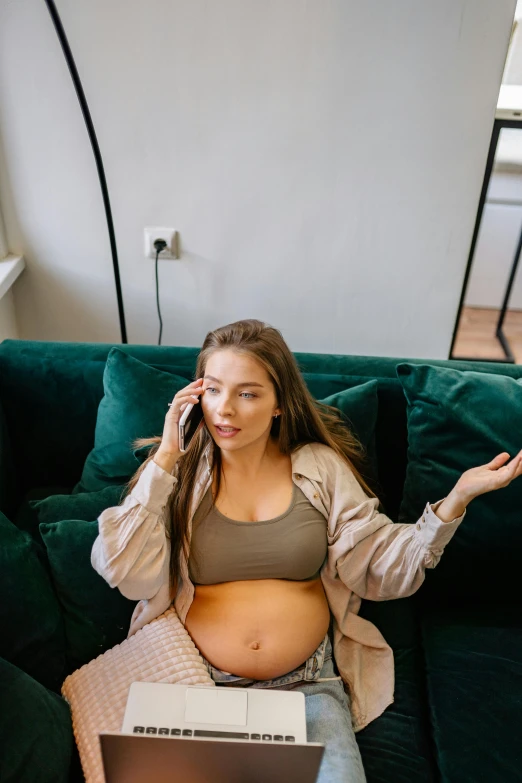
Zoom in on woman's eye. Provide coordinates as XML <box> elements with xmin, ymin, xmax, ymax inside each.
<box><xmin>205</xmin><ymin>387</ymin><xmax>255</xmax><ymax>399</ymax></box>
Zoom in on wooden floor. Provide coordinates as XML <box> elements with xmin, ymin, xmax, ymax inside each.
<box><xmin>452</xmin><ymin>306</ymin><xmax>522</xmax><ymax>363</ymax></box>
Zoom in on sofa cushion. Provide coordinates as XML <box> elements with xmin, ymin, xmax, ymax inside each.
<box><xmin>75</xmin><ymin>349</ymin><xmax>191</xmax><ymax>493</ymax></box>
<box><xmin>40</xmin><ymin>518</ymin><xmax>137</xmax><ymax>673</ymax></box>
<box><xmin>0</xmin><ymin>657</ymin><xmax>73</xmax><ymax>783</ymax></box>
<box><xmin>29</xmin><ymin>483</ymin><xmax>126</xmax><ymax>527</ymax></box>
<box><xmin>396</xmin><ymin>363</ymin><xmax>522</xmax><ymax>602</ymax></box>
<box><xmin>319</xmin><ymin>380</ymin><xmax>379</xmax><ymax>479</ymax></box>
<box><xmin>422</xmin><ymin>606</ymin><xmax>522</xmax><ymax>783</ymax></box>
<box><xmin>13</xmin><ymin>484</ymin><xmax>72</xmax><ymax>539</ymax></box>
<box><xmin>0</xmin><ymin>511</ymin><xmax>65</xmax><ymax>691</ymax></box>
<box><xmin>303</xmin><ymin>373</ymin><xmax>406</xmax><ymax>516</ymax></box>
<box><xmin>0</xmin><ymin>398</ymin><xmax>17</xmax><ymax>519</ymax></box>
<box><xmin>355</xmin><ymin>597</ymin><xmax>438</xmax><ymax>781</ymax></box>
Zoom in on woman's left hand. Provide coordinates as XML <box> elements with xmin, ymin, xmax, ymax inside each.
<box><xmin>455</xmin><ymin>449</ymin><xmax>522</xmax><ymax>504</ymax></box>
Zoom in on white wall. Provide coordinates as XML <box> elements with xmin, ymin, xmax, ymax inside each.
<box><xmin>502</xmin><ymin>0</ymin><xmax>522</xmax><ymax>84</ymax></box>
<box><xmin>0</xmin><ymin>290</ymin><xmax>19</xmax><ymax>340</ymax></box>
<box><xmin>0</xmin><ymin>0</ymin><xmax>516</xmax><ymax>356</ymax></box>
<box><xmin>462</xmin><ymin>0</ymin><xmax>522</xmax><ymax>311</ymax></box>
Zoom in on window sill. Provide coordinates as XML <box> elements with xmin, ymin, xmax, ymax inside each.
<box><xmin>0</xmin><ymin>254</ymin><xmax>25</xmax><ymax>301</ymax></box>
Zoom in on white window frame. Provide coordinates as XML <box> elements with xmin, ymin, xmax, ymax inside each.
<box><xmin>0</xmin><ymin>201</ymin><xmax>25</xmax><ymax>303</ymax></box>
<box><xmin>0</xmin><ymin>202</ymin><xmax>7</xmax><ymax>260</ymax></box>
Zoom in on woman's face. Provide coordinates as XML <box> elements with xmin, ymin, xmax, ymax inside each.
<box><xmin>201</xmin><ymin>349</ymin><xmax>280</xmax><ymax>452</ymax></box>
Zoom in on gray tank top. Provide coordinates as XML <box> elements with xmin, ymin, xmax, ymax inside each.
<box><xmin>189</xmin><ymin>483</ymin><xmax>327</xmax><ymax>585</ymax></box>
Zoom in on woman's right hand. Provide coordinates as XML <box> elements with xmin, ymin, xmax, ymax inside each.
<box><xmin>158</xmin><ymin>378</ymin><xmax>205</xmax><ymax>458</ymax></box>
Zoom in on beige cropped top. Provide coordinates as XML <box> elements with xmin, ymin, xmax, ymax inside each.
<box><xmin>188</xmin><ymin>483</ymin><xmax>328</xmax><ymax>585</ymax></box>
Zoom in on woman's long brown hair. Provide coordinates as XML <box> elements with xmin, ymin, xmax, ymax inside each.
<box><xmin>124</xmin><ymin>319</ymin><xmax>377</xmax><ymax>600</ymax></box>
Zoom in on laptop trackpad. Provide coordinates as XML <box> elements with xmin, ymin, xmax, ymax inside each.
<box><xmin>184</xmin><ymin>688</ymin><xmax>248</xmax><ymax>726</ymax></box>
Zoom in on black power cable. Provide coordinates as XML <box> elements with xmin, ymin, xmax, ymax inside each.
<box><xmin>153</xmin><ymin>239</ymin><xmax>167</xmax><ymax>345</ymax></box>
<box><xmin>43</xmin><ymin>0</ymin><xmax>128</xmax><ymax>343</ymax></box>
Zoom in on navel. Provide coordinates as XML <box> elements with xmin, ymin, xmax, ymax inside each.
<box><xmin>248</xmin><ymin>640</ymin><xmax>262</xmax><ymax>651</ymax></box>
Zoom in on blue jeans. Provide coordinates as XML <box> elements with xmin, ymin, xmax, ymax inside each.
<box><xmin>201</xmin><ymin>634</ymin><xmax>367</xmax><ymax>783</ymax></box>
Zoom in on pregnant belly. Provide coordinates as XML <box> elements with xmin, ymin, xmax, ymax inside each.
<box><xmin>184</xmin><ymin>577</ymin><xmax>331</xmax><ymax>680</ymax></box>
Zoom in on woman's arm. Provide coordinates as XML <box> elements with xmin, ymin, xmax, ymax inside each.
<box><xmin>325</xmin><ymin>448</ymin><xmax>522</xmax><ymax>602</ymax></box>
<box><xmin>93</xmin><ymin>373</ymin><xmax>202</xmax><ymax>601</ymax></box>
<box><xmin>91</xmin><ymin>457</ymin><xmax>178</xmax><ymax>600</ymax></box>
<box><xmin>332</xmin><ymin>494</ymin><xmax>465</xmax><ymax>601</ymax></box>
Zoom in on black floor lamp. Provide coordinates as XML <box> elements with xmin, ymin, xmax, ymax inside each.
<box><xmin>43</xmin><ymin>0</ymin><xmax>128</xmax><ymax>343</ymax></box>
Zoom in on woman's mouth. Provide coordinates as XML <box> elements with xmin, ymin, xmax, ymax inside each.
<box><xmin>215</xmin><ymin>425</ymin><xmax>240</xmax><ymax>438</ymax></box>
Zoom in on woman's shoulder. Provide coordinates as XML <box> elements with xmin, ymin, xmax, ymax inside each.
<box><xmin>293</xmin><ymin>441</ymin><xmax>347</xmax><ymax>471</ymax></box>
<box><xmin>299</xmin><ymin>443</ymin><xmax>375</xmax><ymax>514</ymax></box>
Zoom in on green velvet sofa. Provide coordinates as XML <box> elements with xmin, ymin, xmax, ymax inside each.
<box><xmin>1</xmin><ymin>338</ymin><xmax>521</xmax><ymax>783</ymax></box>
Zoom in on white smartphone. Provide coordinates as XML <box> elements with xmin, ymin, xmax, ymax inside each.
<box><xmin>178</xmin><ymin>401</ymin><xmax>205</xmax><ymax>453</ymax></box>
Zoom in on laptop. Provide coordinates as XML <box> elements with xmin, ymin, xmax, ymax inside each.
<box><xmin>100</xmin><ymin>681</ymin><xmax>325</xmax><ymax>783</ymax></box>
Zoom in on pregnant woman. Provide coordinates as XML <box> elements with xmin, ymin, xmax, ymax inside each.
<box><xmin>92</xmin><ymin>319</ymin><xmax>522</xmax><ymax>782</ymax></box>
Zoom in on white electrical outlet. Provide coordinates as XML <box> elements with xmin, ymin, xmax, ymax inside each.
<box><xmin>144</xmin><ymin>227</ymin><xmax>179</xmax><ymax>260</ymax></box>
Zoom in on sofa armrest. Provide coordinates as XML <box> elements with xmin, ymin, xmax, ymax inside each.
<box><xmin>0</xmin><ymin>395</ymin><xmax>19</xmax><ymax>518</ymax></box>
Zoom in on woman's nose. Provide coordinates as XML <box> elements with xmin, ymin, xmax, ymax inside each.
<box><xmin>217</xmin><ymin>397</ymin><xmax>234</xmax><ymax>416</ymax></box>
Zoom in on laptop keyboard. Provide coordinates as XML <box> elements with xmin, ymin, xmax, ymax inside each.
<box><xmin>133</xmin><ymin>726</ymin><xmax>295</xmax><ymax>742</ymax></box>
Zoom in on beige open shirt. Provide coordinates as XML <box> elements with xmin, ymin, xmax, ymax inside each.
<box><xmin>91</xmin><ymin>440</ymin><xmax>465</xmax><ymax>732</ymax></box>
